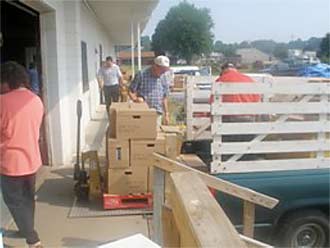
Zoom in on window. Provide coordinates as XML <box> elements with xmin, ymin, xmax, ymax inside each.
<box><xmin>81</xmin><ymin>41</ymin><xmax>89</xmax><ymax>92</ymax></box>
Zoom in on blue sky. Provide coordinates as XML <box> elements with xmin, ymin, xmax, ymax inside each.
<box><xmin>143</xmin><ymin>0</ymin><xmax>330</xmax><ymax>43</ymax></box>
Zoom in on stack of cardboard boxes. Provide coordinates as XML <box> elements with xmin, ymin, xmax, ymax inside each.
<box><xmin>106</xmin><ymin>102</ymin><xmax>168</xmax><ymax>195</ymax></box>
<box><xmin>172</xmin><ymin>74</ymin><xmax>186</xmax><ymax>91</ymax></box>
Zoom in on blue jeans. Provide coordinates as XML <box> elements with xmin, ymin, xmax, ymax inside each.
<box><xmin>1</xmin><ymin>174</ymin><xmax>40</xmax><ymax>245</ymax></box>
<box><xmin>103</xmin><ymin>85</ymin><xmax>119</xmax><ymax>112</ymax></box>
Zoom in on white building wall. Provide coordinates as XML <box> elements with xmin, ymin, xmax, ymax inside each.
<box><xmin>79</xmin><ymin>2</ymin><xmax>115</xmax><ymax>125</ymax></box>
<box><xmin>39</xmin><ymin>0</ymin><xmax>115</xmax><ymax>166</ymax></box>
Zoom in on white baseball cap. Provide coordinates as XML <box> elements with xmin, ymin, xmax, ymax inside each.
<box><xmin>154</xmin><ymin>55</ymin><xmax>170</xmax><ymax>67</ymax></box>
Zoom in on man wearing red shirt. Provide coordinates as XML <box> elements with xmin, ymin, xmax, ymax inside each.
<box><xmin>1</xmin><ymin>61</ymin><xmax>43</xmax><ymax>248</ymax></box>
<box><xmin>213</xmin><ymin>63</ymin><xmax>261</xmax><ymax>146</ymax></box>
<box><xmin>211</xmin><ymin>63</ymin><xmax>261</xmax><ymax>121</ymax></box>
<box><xmin>216</xmin><ymin>62</ymin><xmax>261</xmax><ymax>103</ymax></box>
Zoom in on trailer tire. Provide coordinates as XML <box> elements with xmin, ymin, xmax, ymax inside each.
<box><xmin>277</xmin><ymin>210</ymin><xmax>329</xmax><ymax>248</ymax></box>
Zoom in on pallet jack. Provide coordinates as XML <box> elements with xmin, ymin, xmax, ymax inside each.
<box><xmin>74</xmin><ymin>100</ymin><xmax>103</xmax><ymax>201</ymax></box>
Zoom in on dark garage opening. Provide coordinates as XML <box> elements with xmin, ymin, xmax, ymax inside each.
<box><xmin>1</xmin><ymin>0</ymin><xmax>49</xmax><ymax>165</ymax></box>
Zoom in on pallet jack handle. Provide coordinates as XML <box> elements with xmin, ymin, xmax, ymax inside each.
<box><xmin>74</xmin><ymin>99</ymin><xmax>82</xmax><ymax>180</ymax></box>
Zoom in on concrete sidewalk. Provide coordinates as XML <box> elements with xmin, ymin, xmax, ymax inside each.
<box><xmin>3</xmin><ymin>106</ymin><xmax>150</xmax><ymax>247</ymax></box>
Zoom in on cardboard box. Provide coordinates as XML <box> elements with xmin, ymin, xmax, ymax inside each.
<box><xmin>107</xmin><ymin>167</ymin><xmax>148</xmax><ymax>195</ymax></box>
<box><xmin>105</xmin><ymin>126</ymin><xmax>110</xmax><ymax>160</ymax></box>
<box><xmin>155</xmin><ymin>133</ymin><xmax>166</xmax><ymax>154</ymax></box>
<box><xmin>130</xmin><ymin>136</ymin><xmax>166</xmax><ymax>167</ymax></box>
<box><xmin>160</xmin><ymin>127</ymin><xmax>184</xmax><ymax>157</ymax></box>
<box><xmin>109</xmin><ymin>102</ymin><xmax>157</xmax><ymax>139</ymax></box>
<box><xmin>107</xmin><ymin>138</ymin><xmax>129</xmax><ymax>169</ymax></box>
<box><xmin>130</xmin><ymin>140</ymin><xmax>156</xmax><ymax>167</ymax></box>
<box><xmin>173</xmin><ymin>75</ymin><xmax>186</xmax><ymax>89</ymax></box>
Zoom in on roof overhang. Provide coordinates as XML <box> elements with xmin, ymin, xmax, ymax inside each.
<box><xmin>86</xmin><ymin>0</ymin><xmax>159</xmax><ymax>45</ymax></box>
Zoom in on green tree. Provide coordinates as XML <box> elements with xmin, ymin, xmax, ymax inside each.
<box><xmin>303</xmin><ymin>37</ymin><xmax>322</xmax><ymax>51</ymax></box>
<box><xmin>213</xmin><ymin>40</ymin><xmax>237</xmax><ymax>57</ymax></box>
<box><xmin>151</xmin><ymin>2</ymin><xmax>214</xmax><ymax>64</ymax></box>
<box><xmin>288</xmin><ymin>38</ymin><xmax>305</xmax><ymax>49</ymax></box>
<box><xmin>141</xmin><ymin>36</ymin><xmax>151</xmax><ymax>51</ymax></box>
<box><xmin>318</xmin><ymin>33</ymin><xmax>330</xmax><ymax>63</ymax></box>
<box><xmin>250</xmin><ymin>40</ymin><xmax>277</xmax><ymax>54</ymax></box>
<box><xmin>238</xmin><ymin>41</ymin><xmax>251</xmax><ymax>48</ymax></box>
<box><xmin>273</xmin><ymin>44</ymin><xmax>288</xmax><ymax>60</ymax></box>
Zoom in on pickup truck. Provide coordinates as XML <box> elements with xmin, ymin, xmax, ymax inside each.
<box><xmin>182</xmin><ymin>140</ymin><xmax>330</xmax><ymax>248</ymax></box>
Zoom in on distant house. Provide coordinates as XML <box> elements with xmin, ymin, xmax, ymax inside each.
<box><xmin>288</xmin><ymin>49</ymin><xmax>303</xmax><ymax>58</ymax></box>
<box><xmin>236</xmin><ymin>48</ymin><xmax>272</xmax><ymax>65</ymax></box>
<box><xmin>288</xmin><ymin>49</ymin><xmax>320</xmax><ymax>64</ymax></box>
<box><xmin>226</xmin><ymin>55</ymin><xmax>242</xmax><ymax>66</ymax></box>
<box><xmin>208</xmin><ymin>52</ymin><xmax>224</xmax><ymax>62</ymax></box>
<box><xmin>118</xmin><ymin>50</ymin><xmax>155</xmax><ymax>65</ymax></box>
<box><xmin>304</xmin><ymin>51</ymin><xmax>317</xmax><ymax>58</ymax></box>
<box><xmin>198</xmin><ymin>52</ymin><xmax>224</xmax><ymax>65</ymax></box>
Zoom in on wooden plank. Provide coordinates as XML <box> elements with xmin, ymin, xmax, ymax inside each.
<box><xmin>193</xmin><ymin>122</ymin><xmax>211</xmax><ymax>140</ymax></box>
<box><xmin>273</xmin><ymin>76</ymin><xmax>310</xmax><ymax>84</ymax></box>
<box><xmin>152</xmin><ymin>167</ymin><xmax>165</xmax><ymax>245</ymax></box>
<box><xmin>211</xmin><ymin>83</ymin><xmax>224</xmax><ymax>172</ymax></box>
<box><xmin>168</xmin><ymin>184</ymin><xmax>198</xmax><ymax>247</ymax></box>
<box><xmin>169</xmin><ymin>172</ymin><xmax>247</xmax><ymax>248</ymax></box>
<box><xmin>191</xmin><ymin>130</ymin><xmax>212</xmax><ymax>140</ymax></box>
<box><xmin>246</xmin><ymin>73</ymin><xmax>273</xmax><ymax>83</ymax></box>
<box><xmin>154</xmin><ymin>153</ymin><xmax>279</xmax><ymax>209</ymax></box>
<box><xmin>212</xmin><ymin>121</ymin><xmax>330</xmax><ymax>135</ymax></box>
<box><xmin>240</xmin><ymin>235</ymin><xmax>273</xmax><ymax>248</ymax></box>
<box><xmin>163</xmin><ymin>133</ymin><xmax>179</xmax><ymax>204</ymax></box>
<box><xmin>192</xmin><ymin>103</ymin><xmax>210</xmax><ymax>112</ymax></box>
<box><xmin>162</xmin><ymin>205</ymin><xmax>180</xmax><ymax>248</ymax></box>
<box><xmin>212</xmin><ymin>140</ymin><xmax>330</xmax><ymax>154</ymax></box>
<box><xmin>318</xmin><ymin>95</ymin><xmax>327</xmax><ymax>158</ymax></box>
<box><xmin>243</xmin><ymin>201</ymin><xmax>255</xmax><ymax>238</ymax></box>
<box><xmin>213</xmin><ymin>95</ymin><xmax>315</xmax><ymax>164</ymax></box>
<box><xmin>179</xmin><ymin>154</ymin><xmax>208</xmax><ymax>173</ymax></box>
<box><xmin>192</xmin><ymin>117</ymin><xmax>210</xmax><ymax>126</ymax></box>
<box><xmin>212</xmin><ymin>102</ymin><xmax>330</xmax><ymax>115</ymax></box>
<box><xmin>189</xmin><ymin>75</ymin><xmax>217</xmax><ymax>84</ymax></box>
<box><xmin>211</xmin><ymin>158</ymin><xmax>330</xmax><ymax>173</ymax></box>
<box><xmin>214</xmin><ymin>82</ymin><xmax>330</xmax><ymax>95</ymax></box>
<box><xmin>179</xmin><ymin>154</ymin><xmax>207</xmax><ymax>168</ymax></box>
<box><xmin>193</xmin><ymin>89</ymin><xmax>211</xmax><ymax>99</ymax></box>
<box><xmin>164</xmin><ymin>173</ymin><xmax>171</xmax><ymax>205</ymax></box>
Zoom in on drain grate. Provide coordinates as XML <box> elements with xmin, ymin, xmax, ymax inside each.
<box><xmin>69</xmin><ymin>198</ymin><xmax>153</xmax><ymax>218</ymax></box>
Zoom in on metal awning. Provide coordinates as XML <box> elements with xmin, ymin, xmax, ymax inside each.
<box><xmin>86</xmin><ymin>0</ymin><xmax>159</xmax><ymax>45</ymax></box>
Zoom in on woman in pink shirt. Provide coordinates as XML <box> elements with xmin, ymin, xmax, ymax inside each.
<box><xmin>1</xmin><ymin>61</ymin><xmax>43</xmax><ymax>248</ymax></box>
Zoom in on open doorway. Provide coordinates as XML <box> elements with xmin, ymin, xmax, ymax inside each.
<box><xmin>1</xmin><ymin>0</ymin><xmax>49</xmax><ymax>165</ymax></box>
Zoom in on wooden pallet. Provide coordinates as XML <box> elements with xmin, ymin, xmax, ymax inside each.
<box><xmin>103</xmin><ymin>193</ymin><xmax>153</xmax><ymax>210</ymax></box>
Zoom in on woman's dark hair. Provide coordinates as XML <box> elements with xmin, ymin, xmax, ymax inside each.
<box><xmin>106</xmin><ymin>56</ymin><xmax>113</xmax><ymax>62</ymax></box>
<box><xmin>1</xmin><ymin>61</ymin><xmax>30</xmax><ymax>89</ymax></box>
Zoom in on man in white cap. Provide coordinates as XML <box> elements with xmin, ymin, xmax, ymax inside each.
<box><xmin>129</xmin><ymin>55</ymin><xmax>171</xmax><ymax>125</ymax></box>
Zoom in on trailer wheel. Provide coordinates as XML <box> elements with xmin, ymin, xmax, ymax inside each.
<box><xmin>277</xmin><ymin>210</ymin><xmax>329</xmax><ymax>248</ymax></box>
